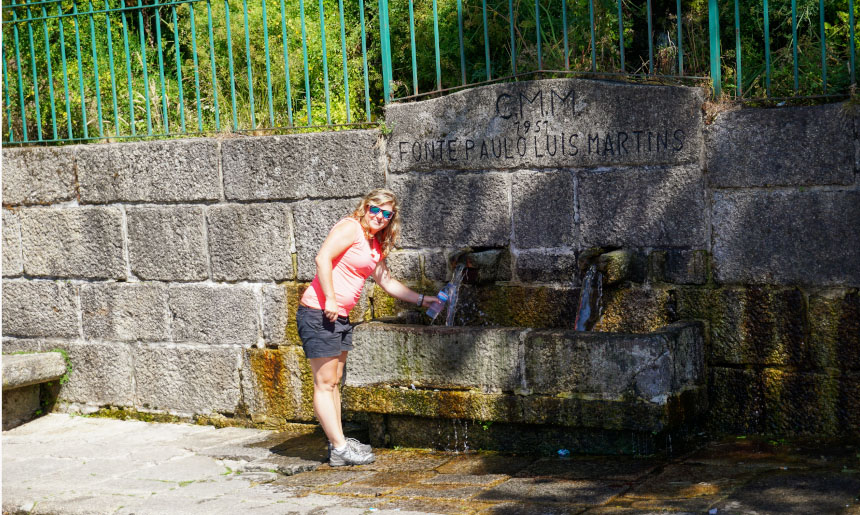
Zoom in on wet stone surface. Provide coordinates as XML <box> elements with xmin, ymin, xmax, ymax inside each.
<box><xmin>3</xmin><ymin>415</ymin><xmax>860</xmax><ymax>515</ymax></box>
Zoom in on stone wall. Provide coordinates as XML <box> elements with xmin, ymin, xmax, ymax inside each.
<box><xmin>2</xmin><ymin>131</ymin><xmax>384</xmax><ymax>425</ymax></box>
<box><xmin>3</xmin><ymin>78</ymin><xmax>858</xmax><ymax>437</ymax></box>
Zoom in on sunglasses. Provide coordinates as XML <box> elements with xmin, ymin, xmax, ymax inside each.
<box><xmin>368</xmin><ymin>205</ymin><xmax>394</xmax><ymax>220</ymax></box>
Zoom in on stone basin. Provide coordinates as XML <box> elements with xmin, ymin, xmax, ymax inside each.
<box><xmin>343</xmin><ymin>321</ymin><xmax>706</xmax><ymax>455</ymax></box>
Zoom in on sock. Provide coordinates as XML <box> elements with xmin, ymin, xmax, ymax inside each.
<box><xmin>333</xmin><ymin>444</ymin><xmax>347</xmax><ymax>452</ymax></box>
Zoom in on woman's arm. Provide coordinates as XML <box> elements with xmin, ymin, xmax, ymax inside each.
<box><xmin>315</xmin><ymin>222</ymin><xmax>356</xmax><ymax>321</ymax></box>
<box><xmin>372</xmin><ymin>259</ymin><xmax>438</xmax><ymax>308</ymax></box>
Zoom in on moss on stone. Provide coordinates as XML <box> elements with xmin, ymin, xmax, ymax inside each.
<box><xmin>675</xmin><ymin>286</ymin><xmax>815</xmax><ymax>368</ymax></box>
<box><xmin>341</xmin><ymin>385</ymin><xmax>687</xmax><ymax>433</ymax></box>
<box><xmin>283</xmin><ymin>283</ymin><xmax>310</xmax><ymax>347</ymax></box>
<box><xmin>808</xmin><ymin>291</ymin><xmax>844</xmax><ymax>369</ymax></box>
<box><xmin>706</xmin><ymin>367</ymin><xmax>764</xmax><ymax>435</ymax></box>
<box><xmin>838</xmin><ymin>372</ymin><xmax>860</xmax><ymax>437</ymax></box>
<box><xmin>90</xmin><ymin>407</ymin><xmax>185</xmax><ymax>424</ymax></box>
<box><xmin>761</xmin><ymin>369</ymin><xmax>838</xmax><ymax>436</ymax></box>
<box><xmin>598</xmin><ymin>249</ymin><xmax>632</xmax><ymax>285</ymax></box>
<box><xmin>370</xmin><ymin>284</ymin><xmax>400</xmax><ymax>320</ymax></box>
<box><xmin>455</xmin><ymin>285</ymin><xmax>578</xmax><ymax>329</ymax></box>
<box><xmin>593</xmin><ymin>285</ymin><xmax>671</xmax><ymax>333</ymax></box>
<box><xmin>245</xmin><ymin>347</ymin><xmax>316</xmax><ymax>429</ymax></box>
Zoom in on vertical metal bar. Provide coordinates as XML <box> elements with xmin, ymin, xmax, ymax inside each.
<box><xmin>433</xmin><ymin>0</ymin><xmax>441</xmax><ymax>89</ymax></box>
<box><xmin>379</xmin><ymin>0</ymin><xmax>393</xmax><ymax>102</ymax></box>
<box><xmin>360</xmin><ymin>0</ymin><xmax>371</xmax><ymax>120</ymax></box>
<box><xmin>10</xmin><ymin>2</ymin><xmax>28</xmax><ymax>142</ymax></box>
<box><xmin>224</xmin><ymin>0</ymin><xmax>238</xmax><ymax>129</ymax></box>
<box><xmin>72</xmin><ymin>1</ymin><xmax>88</xmax><ymax>139</ymax></box>
<box><xmin>104</xmin><ymin>1</ymin><xmax>120</xmax><ymax>135</ymax></box>
<box><xmin>763</xmin><ymin>0</ymin><xmax>771</xmax><ymax>96</ymax></box>
<box><xmin>11</xmin><ymin>4</ymin><xmax>28</xmax><ymax>142</ymax></box>
<box><xmin>708</xmin><ymin>0</ymin><xmax>721</xmax><ymax>97</ymax></box>
<box><xmin>299</xmin><ymin>0</ymin><xmax>312</xmax><ymax>123</ymax></box>
<box><xmin>189</xmin><ymin>2</ymin><xmax>203</xmax><ymax>132</ymax></box>
<box><xmin>647</xmin><ymin>0</ymin><xmax>653</xmax><ymax>75</ymax></box>
<box><xmin>850</xmin><ymin>0</ymin><xmax>856</xmax><ymax>85</ymax></box>
<box><xmin>138</xmin><ymin>0</ymin><xmax>152</xmax><ymax>134</ymax></box>
<box><xmin>408</xmin><ymin>0</ymin><xmax>418</xmax><ymax>95</ymax></box>
<box><xmin>279</xmin><ymin>0</ymin><xmax>294</xmax><ymax>125</ymax></box>
<box><xmin>535</xmin><ymin>0</ymin><xmax>542</xmax><ymax>70</ymax></box>
<box><xmin>457</xmin><ymin>0</ymin><xmax>466</xmax><ymax>85</ymax></box>
<box><xmin>338</xmin><ymin>0</ymin><xmax>350</xmax><ymax>123</ymax></box>
<box><xmin>25</xmin><ymin>4</ymin><xmax>44</xmax><ymax>140</ymax></box>
<box><xmin>40</xmin><ymin>4</ymin><xmax>58</xmax><ymax>140</ymax></box>
<box><xmin>172</xmin><ymin>3</ymin><xmax>185</xmax><ymax>132</ymax></box>
<box><xmin>88</xmin><ymin>0</ymin><xmax>103</xmax><ymax>136</ymax></box>
<box><xmin>734</xmin><ymin>0</ymin><xmax>742</xmax><ymax>97</ymax></box>
<box><xmin>820</xmin><ymin>0</ymin><xmax>827</xmax><ymax>93</ymax></box>
<box><xmin>617</xmin><ymin>0</ymin><xmax>624</xmax><ymax>72</ymax></box>
<box><xmin>3</xmin><ymin>43</ymin><xmax>16</xmax><ymax>142</ymax></box>
<box><xmin>155</xmin><ymin>1</ymin><xmax>169</xmax><ymax>132</ymax></box>
<box><xmin>791</xmin><ymin>0</ymin><xmax>798</xmax><ymax>93</ymax></box>
<box><xmin>563</xmin><ymin>0</ymin><xmax>569</xmax><ymax>70</ymax></box>
<box><xmin>206</xmin><ymin>0</ymin><xmax>220</xmax><ymax>130</ymax></box>
<box><xmin>589</xmin><ymin>0</ymin><xmax>596</xmax><ymax>71</ymax></box>
<box><xmin>509</xmin><ymin>0</ymin><xmax>516</xmax><ymax>75</ymax></box>
<box><xmin>483</xmin><ymin>0</ymin><xmax>491</xmax><ymax>79</ymax></box>
<box><xmin>57</xmin><ymin>4</ymin><xmax>73</xmax><ymax>139</ymax></box>
<box><xmin>120</xmin><ymin>7</ymin><xmax>135</xmax><ymax>135</ymax></box>
<box><xmin>242</xmin><ymin>0</ymin><xmax>256</xmax><ymax>128</ymax></box>
<box><xmin>318</xmin><ymin>0</ymin><xmax>331</xmax><ymax>124</ymax></box>
<box><xmin>677</xmin><ymin>0</ymin><xmax>683</xmax><ymax>75</ymax></box>
<box><xmin>262</xmin><ymin>0</ymin><xmax>274</xmax><ymax>126</ymax></box>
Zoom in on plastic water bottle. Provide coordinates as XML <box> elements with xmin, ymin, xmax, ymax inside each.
<box><xmin>425</xmin><ymin>288</ymin><xmax>450</xmax><ymax>321</ymax></box>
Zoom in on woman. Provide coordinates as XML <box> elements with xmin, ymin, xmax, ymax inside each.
<box><xmin>296</xmin><ymin>188</ymin><xmax>439</xmax><ymax>466</ymax></box>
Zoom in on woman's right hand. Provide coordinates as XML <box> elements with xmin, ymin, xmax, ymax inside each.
<box><xmin>324</xmin><ymin>299</ymin><xmax>340</xmax><ymax>322</ymax></box>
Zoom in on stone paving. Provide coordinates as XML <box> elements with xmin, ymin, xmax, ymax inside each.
<box><xmin>3</xmin><ymin>414</ymin><xmax>860</xmax><ymax>514</ymax></box>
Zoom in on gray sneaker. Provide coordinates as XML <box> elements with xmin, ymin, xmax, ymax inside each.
<box><xmin>328</xmin><ymin>438</ymin><xmax>372</xmax><ymax>459</ymax></box>
<box><xmin>346</xmin><ymin>437</ymin><xmax>372</xmax><ymax>454</ymax></box>
<box><xmin>329</xmin><ymin>444</ymin><xmax>375</xmax><ymax>467</ymax></box>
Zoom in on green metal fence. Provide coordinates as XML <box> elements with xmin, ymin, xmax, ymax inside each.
<box><xmin>3</xmin><ymin>0</ymin><xmax>858</xmax><ymax>145</ymax></box>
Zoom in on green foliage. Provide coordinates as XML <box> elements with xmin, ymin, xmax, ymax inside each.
<box><xmin>715</xmin><ymin>0</ymin><xmax>860</xmax><ymax>98</ymax></box>
<box><xmin>3</xmin><ymin>0</ymin><xmax>384</xmax><ymax>142</ymax></box>
<box><xmin>49</xmin><ymin>347</ymin><xmax>73</xmax><ymax>385</ymax></box>
<box><xmin>2</xmin><ymin>0</ymin><xmax>858</xmax><ymax>144</ymax></box>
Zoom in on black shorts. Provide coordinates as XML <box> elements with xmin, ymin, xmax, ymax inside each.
<box><xmin>295</xmin><ymin>305</ymin><xmax>354</xmax><ymax>359</ymax></box>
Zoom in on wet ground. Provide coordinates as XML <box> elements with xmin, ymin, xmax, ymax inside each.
<box><xmin>3</xmin><ymin>414</ymin><xmax>860</xmax><ymax>514</ymax></box>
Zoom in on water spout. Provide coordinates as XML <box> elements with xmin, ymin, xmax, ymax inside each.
<box><xmin>574</xmin><ymin>264</ymin><xmax>604</xmax><ymax>331</ymax></box>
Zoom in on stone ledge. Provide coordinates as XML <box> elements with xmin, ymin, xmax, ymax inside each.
<box><xmin>343</xmin><ymin>384</ymin><xmax>705</xmax><ymax>433</ymax></box>
<box><xmin>2</xmin><ymin>352</ymin><xmax>66</xmax><ymax>390</ymax></box>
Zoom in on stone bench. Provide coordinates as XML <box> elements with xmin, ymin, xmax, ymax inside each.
<box><xmin>2</xmin><ymin>352</ymin><xmax>67</xmax><ymax>430</ymax></box>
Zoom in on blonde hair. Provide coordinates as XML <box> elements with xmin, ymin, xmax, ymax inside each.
<box><xmin>351</xmin><ymin>188</ymin><xmax>401</xmax><ymax>257</ymax></box>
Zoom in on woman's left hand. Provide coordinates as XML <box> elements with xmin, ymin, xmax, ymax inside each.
<box><xmin>421</xmin><ymin>295</ymin><xmax>439</xmax><ymax>308</ymax></box>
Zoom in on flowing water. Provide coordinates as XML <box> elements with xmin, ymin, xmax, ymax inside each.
<box><xmin>574</xmin><ymin>264</ymin><xmax>604</xmax><ymax>331</ymax></box>
<box><xmin>438</xmin><ymin>263</ymin><xmax>467</xmax><ymax>326</ymax></box>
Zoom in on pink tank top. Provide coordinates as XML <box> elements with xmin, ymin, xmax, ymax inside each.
<box><xmin>300</xmin><ymin>218</ymin><xmax>383</xmax><ymax>317</ymax></box>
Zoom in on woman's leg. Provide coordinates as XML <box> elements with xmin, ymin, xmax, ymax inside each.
<box><xmin>333</xmin><ymin>351</ymin><xmax>348</xmax><ymax>437</ymax></box>
<box><xmin>309</xmin><ymin>356</ymin><xmax>346</xmax><ymax>449</ymax></box>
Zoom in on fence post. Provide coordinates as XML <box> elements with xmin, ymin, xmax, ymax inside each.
<box><xmin>378</xmin><ymin>0</ymin><xmax>392</xmax><ymax>103</ymax></box>
<box><xmin>708</xmin><ymin>0</ymin><xmax>721</xmax><ymax>97</ymax></box>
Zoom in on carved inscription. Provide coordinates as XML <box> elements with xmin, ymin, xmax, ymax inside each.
<box><xmin>395</xmin><ymin>86</ymin><xmax>687</xmax><ymax>165</ymax></box>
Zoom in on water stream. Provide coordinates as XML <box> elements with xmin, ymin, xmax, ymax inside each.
<box><xmin>574</xmin><ymin>264</ymin><xmax>604</xmax><ymax>331</ymax></box>
<box><xmin>444</xmin><ymin>263</ymin><xmax>468</xmax><ymax>326</ymax></box>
